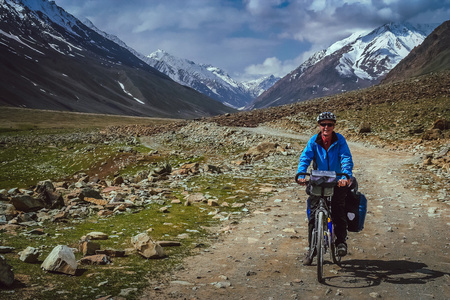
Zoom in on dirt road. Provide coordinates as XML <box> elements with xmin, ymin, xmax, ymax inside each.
<box><xmin>141</xmin><ymin>127</ymin><xmax>450</xmax><ymax>299</ymax></box>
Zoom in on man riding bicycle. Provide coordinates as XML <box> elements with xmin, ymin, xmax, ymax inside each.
<box><xmin>296</xmin><ymin>112</ymin><xmax>354</xmax><ymax>265</ymax></box>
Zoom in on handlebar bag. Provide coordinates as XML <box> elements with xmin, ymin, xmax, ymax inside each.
<box><xmin>309</xmin><ymin>170</ymin><xmax>337</xmax><ymax>186</ymax></box>
<box><xmin>309</xmin><ymin>170</ymin><xmax>337</xmax><ymax>196</ymax></box>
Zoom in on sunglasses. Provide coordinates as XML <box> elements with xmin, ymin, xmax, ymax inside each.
<box><xmin>319</xmin><ymin>123</ymin><xmax>335</xmax><ymax>127</ymax></box>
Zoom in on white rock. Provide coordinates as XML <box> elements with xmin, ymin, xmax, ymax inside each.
<box><xmin>86</xmin><ymin>232</ymin><xmax>109</xmax><ymax>240</ymax></box>
<box><xmin>41</xmin><ymin>245</ymin><xmax>77</xmax><ymax>275</ymax></box>
<box><xmin>131</xmin><ymin>233</ymin><xmax>166</xmax><ymax>259</ymax></box>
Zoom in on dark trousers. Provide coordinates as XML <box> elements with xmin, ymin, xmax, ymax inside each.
<box><xmin>308</xmin><ymin>186</ymin><xmax>348</xmax><ymax>246</ymax></box>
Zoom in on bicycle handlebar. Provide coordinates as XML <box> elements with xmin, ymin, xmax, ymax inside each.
<box><xmin>295</xmin><ymin>172</ymin><xmax>350</xmax><ymax>182</ymax></box>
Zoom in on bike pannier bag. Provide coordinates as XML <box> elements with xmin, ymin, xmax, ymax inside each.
<box><xmin>346</xmin><ymin>191</ymin><xmax>367</xmax><ymax>232</ymax></box>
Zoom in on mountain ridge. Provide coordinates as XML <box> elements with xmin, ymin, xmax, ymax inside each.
<box><xmin>382</xmin><ymin>20</ymin><xmax>450</xmax><ymax>83</ymax></box>
<box><xmin>247</xmin><ymin>22</ymin><xmax>438</xmax><ymax>110</ymax></box>
<box><xmin>144</xmin><ymin>49</ymin><xmax>280</xmax><ymax>109</ymax></box>
<box><xmin>0</xmin><ymin>0</ymin><xmax>235</xmax><ymax>118</ymax></box>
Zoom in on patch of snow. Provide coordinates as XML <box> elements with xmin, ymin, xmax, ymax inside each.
<box><xmin>117</xmin><ymin>81</ymin><xmax>145</xmax><ymax>104</ymax></box>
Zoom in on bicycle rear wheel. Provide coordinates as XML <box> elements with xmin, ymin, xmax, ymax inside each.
<box><xmin>316</xmin><ymin>211</ymin><xmax>324</xmax><ymax>283</ymax></box>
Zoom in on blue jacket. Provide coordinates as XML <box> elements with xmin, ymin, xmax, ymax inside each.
<box><xmin>297</xmin><ymin>132</ymin><xmax>353</xmax><ymax>179</ymax></box>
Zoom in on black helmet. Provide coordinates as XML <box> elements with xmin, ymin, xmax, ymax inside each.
<box><xmin>317</xmin><ymin>112</ymin><xmax>336</xmax><ymax>123</ymax></box>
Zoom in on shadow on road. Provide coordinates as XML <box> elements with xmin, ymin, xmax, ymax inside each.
<box><xmin>324</xmin><ymin>259</ymin><xmax>449</xmax><ymax>288</ymax></box>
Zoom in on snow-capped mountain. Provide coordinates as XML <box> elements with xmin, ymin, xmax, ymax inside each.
<box><xmin>0</xmin><ymin>0</ymin><xmax>234</xmax><ymax>118</ymax></box>
<box><xmin>143</xmin><ymin>50</ymin><xmax>279</xmax><ymax>109</ymax></box>
<box><xmin>383</xmin><ymin>20</ymin><xmax>450</xmax><ymax>83</ymax></box>
<box><xmin>242</xmin><ymin>75</ymin><xmax>280</xmax><ymax>98</ymax></box>
<box><xmin>248</xmin><ymin>22</ymin><xmax>438</xmax><ymax>110</ymax></box>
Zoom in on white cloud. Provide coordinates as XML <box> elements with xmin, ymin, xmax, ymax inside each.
<box><xmin>54</xmin><ymin>0</ymin><xmax>450</xmax><ymax>81</ymax></box>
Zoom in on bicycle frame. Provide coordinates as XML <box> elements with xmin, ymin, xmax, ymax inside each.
<box><xmin>296</xmin><ymin>171</ymin><xmax>349</xmax><ymax>283</ymax></box>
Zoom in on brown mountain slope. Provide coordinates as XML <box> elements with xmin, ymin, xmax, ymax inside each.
<box><xmin>383</xmin><ymin>20</ymin><xmax>450</xmax><ymax>83</ymax></box>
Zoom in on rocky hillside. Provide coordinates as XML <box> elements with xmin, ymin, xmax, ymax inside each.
<box><xmin>248</xmin><ymin>22</ymin><xmax>436</xmax><ymax>109</ymax></box>
<box><xmin>0</xmin><ymin>0</ymin><xmax>234</xmax><ymax>118</ymax></box>
<box><xmin>383</xmin><ymin>20</ymin><xmax>450</xmax><ymax>83</ymax></box>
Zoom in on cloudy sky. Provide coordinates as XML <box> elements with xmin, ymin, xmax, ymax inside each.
<box><xmin>53</xmin><ymin>0</ymin><xmax>450</xmax><ymax>81</ymax></box>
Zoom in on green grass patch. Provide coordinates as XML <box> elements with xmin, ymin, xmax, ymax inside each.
<box><xmin>0</xmin><ymin>200</ymin><xmax>216</xmax><ymax>300</ymax></box>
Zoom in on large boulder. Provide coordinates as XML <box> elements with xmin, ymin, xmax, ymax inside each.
<box><xmin>131</xmin><ymin>233</ymin><xmax>166</xmax><ymax>259</ymax></box>
<box><xmin>11</xmin><ymin>195</ymin><xmax>45</xmax><ymax>212</ymax></box>
<box><xmin>40</xmin><ymin>190</ymin><xmax>64</xmax><ymax>209</ymax></box>
<box><xmin>41</xmin><ymin>245</ymin><xmax>77</xmax><ymax>275</ymax></box>
<box><xmin>34</xmin><ymin>180</ymin><xmax>64</xmax><ymax>209</ymax></box>
<box><xmin>0</xmin><ymin>255</ymin><xmax>14</xmax><ymax>286</ymax></box>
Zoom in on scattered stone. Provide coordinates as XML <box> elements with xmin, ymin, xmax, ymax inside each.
<box><xmin>243</xmin><ymin>142</ymin><xmax>279</xmax><ymax>162</ymax></box>
<box><xmin>79</xmin><ymin>254</ymin><xmax>111</xmax><ymax>265</ymax></box>
<box><xmin>52</xmin><ymin>211</ymin><xmax>68</xmax><ymax>222</ymax></box>
<box><xmin>203</xmin><ymin>164</ymin><xmax>222</xmax><ymax>173</ymax></box>
<box><xmin>359</xmin><ymin>122</ymin><xmax>372</xmax><ymax>133</ymax></box>
<box><xmin>186</xmin><ymin>193</ymin><xmax>206</xmax><ymax>203</ymax></box>
<box><xmin>170</xmin><ymin>280</ymin><xmax>193</xmax><ymax>286</ymax></box>
<box><xmin>0</xmin><ymin>246</ymin><xmax>15</xmax><ymax>254</ymax></box>
<box><xmin>119</xmin><ymin>287</ymin><xmax>138</xmax><ymax>297</ymax></box>
<box><xmin>80</xmin><ymin>187</ymin><xmax>103</xmax><ymax>200</ymax></box>
<box><xmin>208</xmin><ymin>199</ymin><xmax>219</xmax><ymax>206</ymax></box>
<box><xmin>157</xmin><ymin>241</ymin><xmax>182</xmax><ymax>247</ymax></box>
<box><xmin>19</xmin><ymin>246</ymin><xmax>41</xmax><ymax>263</ymax></box>
<box><xmin>40</xmin><ymin>189</ymin><xmax>64</xmax><ymax>209</ymax></box>
<box><xmin>112</xmin><ymin>176</ymin><xmax>124</xmax><ymax>186</ymax></box>
<box><xmin>0</xmin><ymin>203</ymin><xmax>17</xmax><ymax>221</ymax></box>
<box><xmin>86</xmin><ymin>232</ymin><xmax>109</xmax><ymax>240</ymax></box>
<box><xmin>432</xmin><ymin>119</ymin><xmax>449</xmax><ymax>130</ymax></box>
<box><xmin>159</xmin><ymin>206</ymin><xmax>169</xmax><ymax>213</ymax></box>
<box><xmin>79</xmin><ymin>237</ymin><xmax>101</xmax><ymax>256</ymax></box>
<box><xmin>95</xmin><ymin>249</ymin><xmax>126</xmax><ymax>257</ymax></box>
<box><xmin>83</xmin><ymin>197</ymin><xmax>108</xmax><ymax>206</ymax></box>
<box><xmin>0</xmin><ymin>255</ymin><xmax>14</xmax><ymax>286</ymax></box>
<box><xmin>41</xmin><ymin>245</ymin><xmax>77</xmax><ymax>275</ymax></box>
<box><xmin>131</xmin><ymin>233</ymin><xmax>166</xmax><ymax>259</ymax></box>
<box><xmin>27</xmin><ymin>228</ymin><xmax>45</xmax><ymax>235</ymax></box>
<box><xmin>211</xmin><ymin>281</ymin><xmax>232</xmax><ymax>288</ymax></box>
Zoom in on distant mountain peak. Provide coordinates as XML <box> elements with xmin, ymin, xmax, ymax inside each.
<box><xmin>144</xmin><ymin>50</ymin><xmax>278</xmax><ymax>109</ymax></box>
<box><xmin>0</xmin><ymin>0</ymin><xmax>235</xmax><ymax>118</ymax></box>
<box><xmin>248</xmin><ymin>21</ymin><xmax>439</xmax><ymax>109</ymax></box>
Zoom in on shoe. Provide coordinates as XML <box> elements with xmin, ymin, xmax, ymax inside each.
<box><xmin>303</xmin><ymin>248</ymin><xmax>315</xmax><ymax>266</ymax></box>
<box><xmin>337</xmin><ymin>243</ymin><xmax>347</xmax><ymax>257</ymax></box>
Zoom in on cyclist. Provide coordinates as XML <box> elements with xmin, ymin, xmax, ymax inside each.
<box><xmin>296</xmin><ymin>112</ymin><xmax>353</xmax><ymax>265</ymax></box>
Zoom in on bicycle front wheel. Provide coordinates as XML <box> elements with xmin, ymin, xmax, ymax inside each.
<box><xmin>330</xmin><ymin>223</ymin><xmax>342</xmax><ymax>266</ymax></box>
<box><xmin>331</xmin><ymin>241</ymin><xmax>342</xmax><ymax>266</ymax></box>
<box><xmin>316</xmin><ymin>211</ymin><xmax>324</xmax><ymax>283</ymax></box>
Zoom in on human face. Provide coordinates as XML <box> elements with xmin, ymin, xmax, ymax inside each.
<box><xmin>319</xmin><ymin>121</ymin><xmax>335</xmax><ymax>137</ymax></box>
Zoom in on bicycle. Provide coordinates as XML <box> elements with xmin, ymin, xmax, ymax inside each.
<box><xmin>295</xmin><ymin>170</ymin><xmax>350</xmax><ymax>283</ymax></box>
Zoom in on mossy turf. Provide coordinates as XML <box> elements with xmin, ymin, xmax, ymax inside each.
<box><xmin>0</xmin><ymin>196</ymin><xmax>219</xmax><ymax>299</ymax></box>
